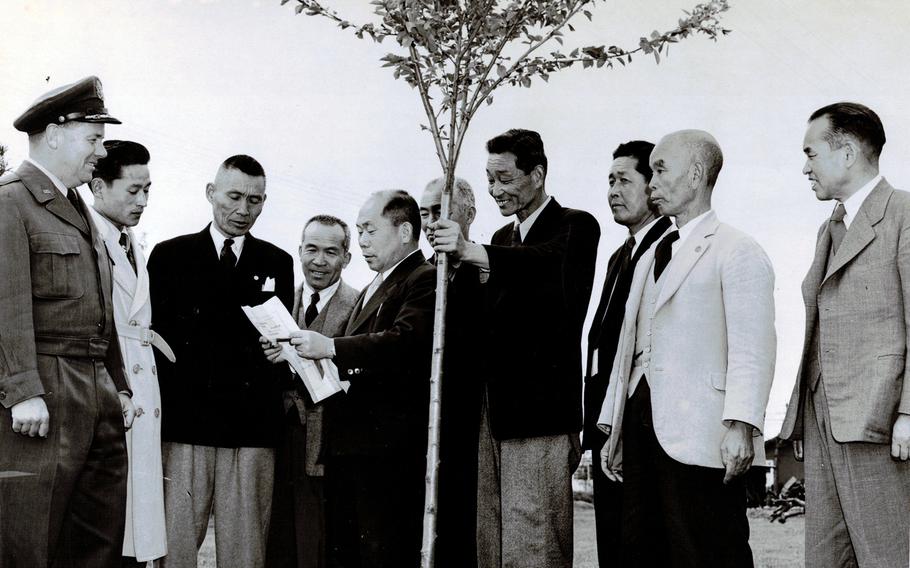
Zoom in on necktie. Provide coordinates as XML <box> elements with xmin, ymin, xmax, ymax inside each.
<box><xmin>304</xmin><ymin>291</ymin><xmax>320</xmax><ymax>327</ymax></box>
<box><xmin>511</xmin><ymin>224</ymin><xmax>522</xmax><ymax>246</ymax></box>
<box><xmin>653</xmin><ymin>230</ymin><xmax>680</xmax><ymax>281</ymax></box>
<box><xmin>220</xmin><ymin>238</ymin><xmax>237</xmax><ymax>269</ymax></box>
<box><xmin>829</xmin><ymin>203</ymin><xmax>847</xmax><ymax>254</ymax></box>
<box><xmin>119</xmin><ymin>231</ymin><xmax>137</xmax><ymax>274</ymax></box>
<box><xmin>362</xmin><ymin>273</ymin><xmax>384</xmax><ymax>307</ymax></box>
<box><xmin>67</xmin><ymin>188</ymin><xmax>87</xmax><ymax>226</ymax></box>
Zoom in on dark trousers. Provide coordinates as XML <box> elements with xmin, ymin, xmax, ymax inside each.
<box><xmin>0</xmin><ymin>357</ymin><xmax>127</xmax><ymax>568</ymax></box>
<box><xmin>325</xmin><ymin>455</ymin><xmax>425</xmax><ymax>568</ymax></box>
<box><xmin>591</xmin><ymin>437</ymin><xmax>623</xmax><ymax>568</ymax></box>
<box><xmin>621</xmin><ymin>381</ymin><xmax>753</xmax><ymax>568</ymax></box>
<box><xmin>266</xmin><ymin>408</ymin><xmax>326</xmax><ymax>568</ymax></box>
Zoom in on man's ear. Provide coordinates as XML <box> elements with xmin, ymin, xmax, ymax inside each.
<box><xmin>89</xmin><ymin>177</ymin><xmax>106</xmax><ymax>199</ymax></box>
<box><xmin>44</xmin><ymin>124</ymin><xmax>60</xmax><ymax>150</ymax></box>
<box><xmin>531</xmin><ymin>164</ymin><xmax>545</xmax><ymax>189</ymax></box>
<box><xmin>688</xmin><ymin>162</ymin><xmax>704</xmax><ymax>188</ymax></box>
<box><xmin>398</xmin><ymin>221</ymin><xmax>414</xmax><ymax>244</ymax></box>
<box><xmin>842</xmin><ymin>139</ymin><xmax>859</xmax><ymax>169</ymax></box>
<box><xmin>205</xmin><ymin>182</ymin><xmax>215</xmax><ymax>203</ymax></box>
<box><xmin>342</xmin><ymin>250</ymin><xmax>352</xmax><ymax>268</ymax></box>
<box><xmin>464</xmin><ymin>205</ymin><xmax>477</xmax><ymax>226</ymax></box>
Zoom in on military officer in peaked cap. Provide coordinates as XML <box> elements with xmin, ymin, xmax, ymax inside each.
<box><xmin>0</xmin><ymin>76</ymin><xmax>136</xmax><ymax>568</ymax></box>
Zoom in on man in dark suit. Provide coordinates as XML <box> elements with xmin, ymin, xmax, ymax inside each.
<box><xmin>781</xmin><ymin>102</ymin><xmax>910</xmax><ymax>567</ymax></box>
<box><xmin>148</xmin><ymin>155</ymin><xmax>294</xmax><ymax>568</ymax></box>
<box><xmin>0</xmin><ymin>76</ymin><xmax>134</xmax><ymax>567</ymax></box>
<box><xmin>583</xmin><ymin>140</ymin><xmax>671</xmax><ymax>566</ymax></box>
<box><xmin>263</xmin><ymin>215</ymin><xmax>359</xmax><ymax>568</ymax></box>
<box><xmin>431</xmin><ymin>129</ymin><xmax>600</xmax><ymax>568</ymax></box>
<box><xmin>290</xmin><ymin>190</ymin><xmax>435</xmax><ymax>568</ymax></box>
<box><xmin>420</xmin><ymin>176</ymin><xmax>483</xmax><ymax>568</ymax></box>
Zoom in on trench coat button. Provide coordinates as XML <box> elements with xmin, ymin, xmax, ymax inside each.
<box><xmin>152</xmin><ymin>365</ymin><xmax>157</xmax><ymax>375</ymax></box>
<box><xmin>132</xmin><ymin>364</ymin><xmax>142</xmax><ymax>374</ymax></box>
<box><xmin>154</xmin><ymin>408</ymin><xmax>160</xmax><ymax>418</ymax></box>
<box><xmin>354</xmin><ymin>368</ymin><xmax>361</xmax><ymax>375</ymax></box>
<box><xmin>0</xmin><ymin>391</ymin><xmax>5</xmax><ymax>401</ymax></box>
<box><xmin>129</xmin><ymin>320</ymin><xmax>138</xmax><ymax>327</ymax></box>
<box><xmin>347</xmin><ymin>369</ymin><xmax>354</xmax><ymax>376</ymax></box>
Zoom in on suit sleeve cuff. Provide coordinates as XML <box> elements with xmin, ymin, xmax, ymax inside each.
<box><xmin>0</xmin><ymin>370</ymin><xmax>45</xmax><ymax>408</ymax></box>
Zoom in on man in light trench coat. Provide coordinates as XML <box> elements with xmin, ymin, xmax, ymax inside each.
<box><xmin>88</xmin><ymin>140</ymin><xmax>174</xmax><ymax>566</ymax></box>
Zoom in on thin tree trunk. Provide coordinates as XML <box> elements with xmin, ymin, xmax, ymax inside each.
<box><xmin>420</xmin><ymin>169</ymin><xmax>455</xmax><ymax>568</ymax></box>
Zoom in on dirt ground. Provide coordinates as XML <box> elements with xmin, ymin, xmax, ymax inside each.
<box><xmin>198</xmin><ymin>502</ymin><xmax>804</xmax><ymax>567</ymax></box>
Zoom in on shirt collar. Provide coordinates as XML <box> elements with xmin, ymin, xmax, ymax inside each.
<box><xmin>674</xmin><ymin>209</ymin><xmax>713</xmax><ymax>247</ymax></box>
<box><xmin>838</xmin><ymin>174</ymin><xmax>882</xmax><ymax>230</ymax></box>
<box><xmin>381</xmin><ymin>249</ymin><xmax>421</xmax><ymax>281</ymax></box>
<box><xmin>303</xmin><ymin>278</ymin><xmax>341</xmax><ymax>311</ymax></box>
<box><xmin>25</xmin><ymin>157</ymin><xmax>71</xmax><ymax>197</ymax></box>
<box><xmin>209</xmin><ymin>223</ymin><xmax>246</xmax><ymax>259</ymax></box>
<box><xmin>515</xmin><ymin>196</ymin><xmax>552</xmax><ymax>241</ymax></box>
<box><xmin>629</xmin><ymin>216</ymin><xmax>663</xmax><ymax>257</ymax></box>
<box><xmin>88</xmin><ymin>205</ymin><xmax>122</xmax><ymax>241</ymax></box>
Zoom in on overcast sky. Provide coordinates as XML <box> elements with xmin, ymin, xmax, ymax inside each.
<box><xmin>3</xmin><ymin>0</ymin><xmax>909</xmax><ymax>437</ymax></box>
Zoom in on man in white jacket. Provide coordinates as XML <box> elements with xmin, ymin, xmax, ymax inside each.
<box><xmin>89</xmin><ymin>140</ymin><xmax>174</xmax><ymax>567</ymax></box>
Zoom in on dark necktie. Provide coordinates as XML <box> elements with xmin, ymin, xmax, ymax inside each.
<box><xmin>304</xmin><ymin>291</ymin><xmax>320</xmax><ymax>327</ymax></box>
<box><xmin>67</xmin><ymin>188</ymin><xmax>87</xmax><ymax>226</ymax></box>
<box><xmin>597</xmin><ymin>217</ymin><xmax>671</xmax><ymax>353</ymax></box>
<box><xmin>511</xmin><ymin>224</ymin><xmax>522</xmax><ymax>246</ymax></box>
<box><xmin>829</xmin><ymin>203</ymin><xmax>847</xmax><ymax>254</ymax></box>
<box><xmin>653</xmin><ymin>230</ymin><xmax>680</xmax><ymax>281</ymax></box>
<box><xmin>220</xmin><ymin>238</ymin><xmax>237</xmax><ymax>269</ymax></box>
<box><xmin>119</xmin><ymin>231</ymin><xmax>137</xmax><ymax>274</ymax></box>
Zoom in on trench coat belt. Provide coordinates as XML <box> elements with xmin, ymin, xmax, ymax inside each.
<box><xmin>35</xmin><ymin>336</ymin><xmax>110</xmax><ymax>358</ymax></box>
<box><xmin>116</xmin><ymin>322</ymin><xmax>177</xmax><ymax>363</ymax></box>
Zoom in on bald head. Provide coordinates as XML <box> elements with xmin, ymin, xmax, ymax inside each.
<box><xmin>420</xmin><ymin>176</ymin><xmax>476</xmax><ymax>238</ymax></box>
<box><xmin>648</xmin><ymin>130</ymin><xmax>722</xmax><ymax>227</ymax></box>
<box><xmin>660</xmin><ymin>130</ymin><xmax>724</xmax><ymax>190</ymax></box>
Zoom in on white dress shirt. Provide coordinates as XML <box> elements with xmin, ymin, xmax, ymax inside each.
<box><xmin>303</xmin><ymin>279</ymin><xmax>340</xmax><ymax>317</ymax></box>
<box><xmin>838</xmin><ymin>174</ymin><xmax>882</xmax><ymax>230</ymax></box>
<box><xmin>515</xmin><ymin>196</ymin><xmax>553</xmax><ymax>241</ymax></box>
<box><xmin>209</xmin><ymin>223</ymin><xmax>245</xmax><ymax>260</ymax></box>
<box><xmin>672</xmin><ymin>209</ymin><xmax>714</xmax><ymax>255</ymax></box>
<box><xmin>630</xmin><ymin>216</ymin><xmax>665</xmax><ymax>257</ymax></box>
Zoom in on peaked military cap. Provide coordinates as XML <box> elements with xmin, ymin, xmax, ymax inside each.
<box><xmin>13</xmin><ymin>76</ymin><xmax>121</xmax><ymax>134</ymax></box>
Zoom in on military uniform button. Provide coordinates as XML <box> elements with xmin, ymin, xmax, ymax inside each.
<box><xmin>135</xmin><ymin>407</ymin><xmax>145</xmax><ymax>417</ymax></box>
<box><xmin>154</xmin><ymin>408</ymin><xmax>160</xmax><ymax>418</ymax></box>
<box><xmin>347</xmin><ymin>369</ymin><xmax>354</xmax><ymax>376</ymax></box>
<box><xmin>132</xmin><ymin>364</ymin><xmax>141</xmax><ymax>374</ymax></box>
<box><xmin>0</xmin><ymin>392</ymin><xmax>6</xmax><ymax>401</ymax></box>
<box><xmin>129</xmin><ymin>320</ymin><xmax>138</xmax><ymax>326</ymax></box>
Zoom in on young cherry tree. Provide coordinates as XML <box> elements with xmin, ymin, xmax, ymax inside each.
<box><xmin>282</xmin><ymin>1</ymin><xmax>731</xmax><ymax>565</ymax></box>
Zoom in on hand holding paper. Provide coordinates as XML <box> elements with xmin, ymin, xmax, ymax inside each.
<box><xmin>244</xmin><ymin>296</ymin><xmax>347</xmax><ymax>403</ymax></box>
<box><xmin>290</xmin><ymin>330</ymin><xmax>335</xmax><ymax>359</ymax></box>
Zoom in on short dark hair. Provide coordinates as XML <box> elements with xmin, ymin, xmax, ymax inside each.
<box><xmin>380</xmin><ymin>190</ymin><xmax>420</xmax><ymax>243</ymax></box>
<box><xmin>809</xmin><ymin>102</ymin><xmax>886</xmax><ymax>161</ymax></box>
<box><xmin>612</xmin><ymin>140</ymin><xmax>656</xmax><ymax>182</ymax></box>
<box><xmin>221</xmin><ymin>154</ymin><xmax>266</xmax><ymax>178</ymax></box>
<box><xmin>302</xmin><ymin>214</ymin><xmax>351</xmax><ymax>252</ymax></box>
<box><xmin>486</xmin><ymin>129</ymin><xmax>547</xmax><ymax>177</ymax></box>
<box><xmin>92</xmin><ymin>140</ymin><xmax>149</xmax><ymax>185</ymax></box>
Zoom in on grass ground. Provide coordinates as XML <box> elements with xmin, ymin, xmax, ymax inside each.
<box><xmin>199</xmin><ymin>502</ymin><xmax>803</xmax><ymax>567</ymax></box>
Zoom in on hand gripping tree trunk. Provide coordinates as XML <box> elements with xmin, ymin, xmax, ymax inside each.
<box><xmin>282</xmin><ymin>1</ymin><xmax>731</xmax><ymax>565</ymax></box>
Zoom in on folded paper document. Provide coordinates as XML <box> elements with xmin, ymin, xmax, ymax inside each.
<box><xmin>242</xmin><ymin>296</ymin><xmax>349</xmax><ymax>403</ymax></box>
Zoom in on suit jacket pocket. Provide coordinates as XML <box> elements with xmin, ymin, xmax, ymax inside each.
<box><xmin>29</xmin><ymin>232</ymin><xmax>84</xmax><ymax>299</ymax></box>
<box><xmin>710</xmin><ymin>371</ymin><xmax>727</xmax><ymax>391</ymax></box>
<box><xmin>869</xmin><ymin>354</ymin><xmax>905</xmax><ymax>434</ymax></box>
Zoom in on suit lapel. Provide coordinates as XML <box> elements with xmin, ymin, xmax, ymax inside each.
<box><xmin>17</xmin><ymin>162</ymin><xmax>90</xmax><ymax>235</ymax></box>
<box><xmin>802</xmin><ymin>224</ymin><xmax>830</xmax><ymax>302</ymax></box>
<box><xmin>822</xmin><ymin>180</ymin><xmax>891</xmax><ymax>284</ymax></box>
<box><xmin>654</xmin><ymin>212</ymin><xmax>717</xmax><ymax>314</ymax></box>
<box><xmin>346</xmin><ymin>251</ymin><xmax>424</xmax><ymax>333</ymax></box>
<box><xmin>129</xmin><ymin>232</ymin><xmax>150</xmax><ymax>319</ymax></box>
<box><xmin>522</xmin><ymin>198</ymin><xmax>562</xmax><ymax>245</ymax></box>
